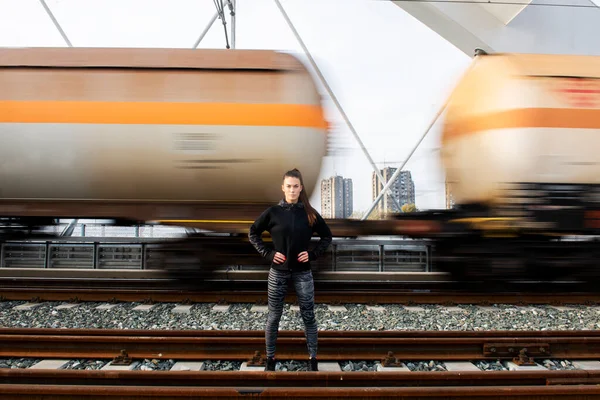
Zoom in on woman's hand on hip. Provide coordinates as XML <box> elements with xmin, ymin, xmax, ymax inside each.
<box><xmin>297</xmin><ymin>251</ymin><xmax>309</xmax><ymax>263</ymax></box>
<box><xmin>273</xmin><ymin>252</ymin><xmax>286</xmax><ymax>264</ymax></box>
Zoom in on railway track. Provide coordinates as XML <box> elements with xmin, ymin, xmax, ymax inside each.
<box><xmin>3</xmin><ymin>385</ymin><xmax>600</xmax><ymax>399</ymax></box>
<box><xmin>2</xmin><ymin>329</ymin><xmax>600</xmax><ymax>398</ymax></box>
<box><xmin>3</xmin><ymin>328</ymin><xmax>600</xmax><ymax>360</ymax></box>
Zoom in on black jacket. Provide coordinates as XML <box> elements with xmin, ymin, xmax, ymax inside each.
<box><xmin>248</xmin><ymin>200</ymin><xmax>332</xmax><ymax>271</ymax></box>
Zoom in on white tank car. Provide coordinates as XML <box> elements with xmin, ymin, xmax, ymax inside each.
<box><xmin>0</xmin><ymin>48</ymin><xmax>328</xmax><ymax>226</ymax></box>
<box><xmin>442</xmin><ymin>53</ymin><xmax>600</xmax><ymax>208</ymax></box>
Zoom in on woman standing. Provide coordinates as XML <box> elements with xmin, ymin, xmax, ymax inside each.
<box><xmin>248</xmin><ymin>168</ymin><xmax>332</xmax><ymax>372</ymax></box>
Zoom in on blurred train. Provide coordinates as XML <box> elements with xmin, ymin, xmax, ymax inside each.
<box><xmin>0</xmin><ymin>47</ymin><xmax>328</xmax><ymax>234</ymax></box>
<box><xmin>0</xmin><ymin>48</ymin><xmax>598</xmax><ymax>282</ymax></box>
<box><xmin>399</xmin><ymin>52</ymin><xmax>600</xmax><ymax>282</ymax></box>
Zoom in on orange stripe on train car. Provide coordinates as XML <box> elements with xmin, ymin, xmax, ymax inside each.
<box><xmin>443</xmin><ymin>108</ymin><xmax>600</xmax><ymax>142</ymax></box>
<box><xmin>0</xmin><ymin>100</ymin><xmax>328</xmax><ymax>128</ymax></box>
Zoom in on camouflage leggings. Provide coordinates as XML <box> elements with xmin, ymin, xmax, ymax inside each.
<box><xmin>265</xmin><ymin>268</ymin><xmax>317</xmax><ymax>358</ymax></box>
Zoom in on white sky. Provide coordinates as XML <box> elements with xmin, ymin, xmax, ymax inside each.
<box><xmin>0</xmin><ymin>0</ymin><xmax>472</xmax><ymax>212</ymax></box>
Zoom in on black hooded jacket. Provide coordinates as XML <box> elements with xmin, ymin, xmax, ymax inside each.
<box><xmin>248</xmin><ymin>200</ymin><xmax>332</xmax><ymax>271</ymax></box>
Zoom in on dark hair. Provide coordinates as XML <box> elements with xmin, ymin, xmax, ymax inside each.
<box><xmin>283</xmin><ymin>168</ymin><xmax>317</xmax><ymax>226</ymax></box>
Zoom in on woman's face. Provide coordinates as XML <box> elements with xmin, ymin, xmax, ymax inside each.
<box><xmin>282</xmin><ymin>176</ymin><xmax>302</xmax><ymax>203</ymax></box>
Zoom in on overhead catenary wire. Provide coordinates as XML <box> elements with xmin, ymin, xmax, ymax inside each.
<box><xmin>226</xmin><ymin>0</ymin><xmax>236</xmax><ymax>49</ymax></box>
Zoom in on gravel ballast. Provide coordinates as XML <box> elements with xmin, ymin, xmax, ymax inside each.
<box><xmin>0</xmin><ymin>301</ymin><xmax>597</xmax><ymax>331</ymax></box>
<box><xmin>0</xmin><ymin>358</ymin><xmax>41</xmax><ymax>369</ymax></box>
<box><xmin>63</xmin><ymin>359</ymin><xmax>108</xmax><ymax>370</ymax></box>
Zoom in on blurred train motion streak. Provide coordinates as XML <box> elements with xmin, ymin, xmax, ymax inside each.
<box><xmin>0</xmin><ymin>48</ymin><xmax>598</xmax><ymax>285</ymax></box>
<box><xmin>396</xmin><ymin>53</ymin><xmax>600</xmax><ymax>284</ymax></box>
<box><xmin>0</xmin><ymin>47</ymin><xmax>327</xmax><ymax>230</ymax></box>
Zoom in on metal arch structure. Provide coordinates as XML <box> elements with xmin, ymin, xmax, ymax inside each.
<box><xmin>361</xmin><ymin>0</ymin><xmax>600</xmax><ymax>218</ymax></box>
<box><xmin>41</xmin><ymin>0</ymin><xmax>600</xmax><ymax>57</ymax></box>
<box><xmin>391</xmin><ymin>0</ymin><xmax>600</xmax><ymax>57</ymax></box>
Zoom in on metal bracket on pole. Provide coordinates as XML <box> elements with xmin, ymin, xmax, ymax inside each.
<box><xmin>361</xmin><ymin>56</ymin><xmax>480</xmax><ymax>220</ymax></box>
<box><xmin>213</xmin><ymin>0</ymin><xmax>231</xmax><ymax>49</ymax></box>
<box><xmin>273</xmin><ymin>0</ymin><xmax>402</xmax><ymax>212</ymax></box>
<box><xmin>39</xmin><ymin>0</ymin><xmax>72</xmax><ymax>47</ymax></box>
<box><xmin>227</xmin><ymin>0</ymin><xmax>236</xmax><ymax>49</ymax></box>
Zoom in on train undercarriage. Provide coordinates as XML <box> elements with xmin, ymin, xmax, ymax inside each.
<box><xmin>400</xmin><ymin>182</ymin><xmax>600</xmax><ymax>285</ymax></box>
<box><xmin>1</xmin><ymin>217</ymin><xmax>598</xmax><ymax>289</ymax></box>
<box><xmin>432</xmin><ymin>235</ymin><xmax>600</xmax><ymax>284</ymax></box>
<box><xmin>0</xmin><ymin>182</ymin><xmax>599</xmax><ymax>288</ymax></box>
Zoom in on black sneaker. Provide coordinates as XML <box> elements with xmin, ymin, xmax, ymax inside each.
<box><xmin>265</xmin><ymin>357</ymin><xmax>276</xmax><ymax>371</ymax></box>
<box><xmin>309</xmin><ymin>357</ymin><xmax>318</xmax><ymax>371</ymax></box>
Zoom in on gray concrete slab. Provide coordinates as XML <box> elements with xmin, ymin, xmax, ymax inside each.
<box><xmin>366</xmin><ymin>306</ymin><xmax>385</xmax><ymax>313</ymax></box>
<box><xmin>515</xmin><ymin>306</ymin><xmax>535</xmax><ymax>312</ymax></box>
<box><xmin>250</xmin><ymin>305</ymin><xmax>268</xmax><ymax>313</ymax></box>
<box><xmin>14</xmin><ymin>302</ymin><xmax>42</xmax><ymax>311</ymax></box>
<box><xmin>528</xmin><ymin>307</ymin><xmax>544</xmax><ymax>313</ymax></box>
<box><xmin>96</xmin><ymin>304</ymin><xmax>118</xmax><ymax>311</ymax></box>
<box><xmin>172</xmin><ymin>305</ymin><xmax>192</xmax><ymax>314</ymax></box>
<box><xmin>171</xmin><ymin>361</ymin><xmax>205</xmax><ymax>371</ymax></box>
<box><xmin>444</xmin><ymin>361</ymin><xmax>481</xmax><ymax>372</ymax></box>
<box><xmin>573</xmin><ymin>361</ymin><xmax>600</xmax><ymax>370</ymax></box>
<box><xmin>101</xmin><ymin>361</ymin><xmax>139</xmax><ymax>371</ymax></box>
<box><xmin>212</xmin><ymin>304</ymin><xmax>231</xmax><ymax>312</ymax></box>
<box><xmin>376</xmin><ymin>364</ymin><xmax>411</xmax><ymax>372</ymax></box>
<box><xmin>30</xmin><ymin>359</ymin><xmax>70</xmax><ymax>370</ymax></box>
<box><xmin>54</xmin><ymin>303</ymin><xmax>79</xmax><ymax>310</ymax></box>
<box><xmin>402</xmin><ymin>306</ymin><xmax>425</xmax><ymax>312</ymax></box>
<box><xmin>318</xmin><ymin>362</ymin><xmax>342</xmax><ymax>372</ymax></box>
<box><xmin>504</xmin><ymin>361</ymin><xmax>546</xmax><ymax>371</ymax></box>
<box><xmin>240</xmin><ymin>362</ymin><xmax>265</xmax><ymax>371</ymax></box>
<box><xmin>550</xmin><ymin>306</ymin><xmax>578</xmax><ymax>312</ymax></box>
<box><xmin>327</xmin><ymin>305</ymin><xmax>347</xmax><ymax>312</ymax></box>
<box><xmin>132</xmin><ymin>304</ymin><xmax>156</xmax><ymax>312</ymax></box>
<box><xmin>476</xmin><ymin>306</ymin><xmax>497</xmax><ymax>312</ymax></box>
<box><xmin>442</xmin><ymin>306</ymin><xmax>465</xmax><ymax>312</ymax></box>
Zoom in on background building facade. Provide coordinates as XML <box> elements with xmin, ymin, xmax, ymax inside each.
<box><xmin>321</xmin><ymin>176</ymin><xmax>353</xmax><ymax>218</ymax></box>
<box><xmin>372</xmin><ymin>167</ymin><xmax>415</xmax><ymax>215</ymax></box>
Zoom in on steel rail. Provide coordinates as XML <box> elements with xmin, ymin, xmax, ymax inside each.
<box><xmin>2</xmin><ymin>329</ymin><xmax>600</xmax><ymax>361</ymax></box>
<box><xmin>2</xmin><ymin>369</ymin><xmax>600</xmax><ymax>387</ymax></box>
<box><xmin>1</xmin><ymin>383</ymin><xmax>600</xmax><ymax>399</ymax></box>
<box><xmin>2</xmin><ymin>285</ymin><xmax>600</xmax><ymax>304</ymax></box>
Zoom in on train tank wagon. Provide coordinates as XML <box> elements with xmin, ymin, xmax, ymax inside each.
<box><xmin>0</xmin><ymin>48</ymin><xmax>328</xmax><ymax>235</ymax></box>
<box><xmin>403</xmin><ymin>53</ymin><xmax>600</xmax><ymax>282</ymax></box>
